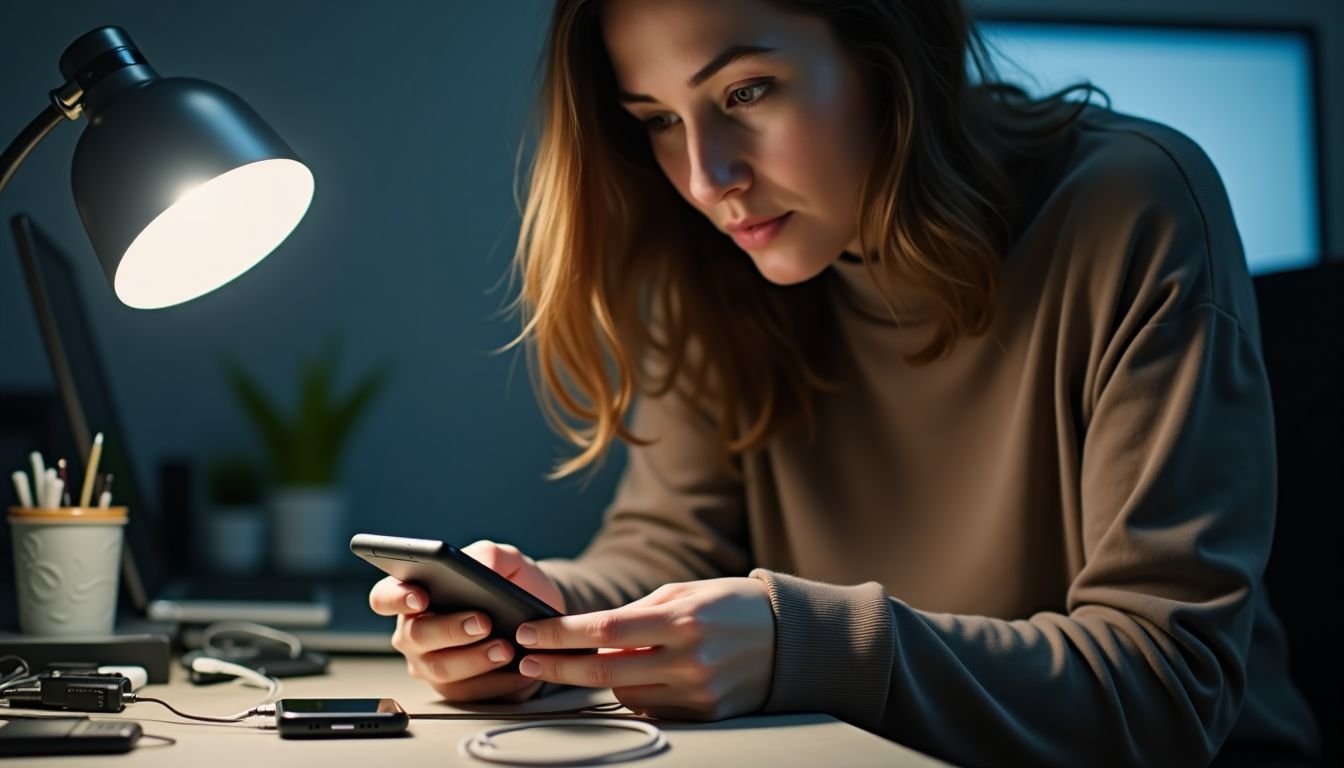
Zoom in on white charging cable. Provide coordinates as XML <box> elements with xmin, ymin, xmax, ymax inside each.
<box><xmin>458</xmin><ymin>718</ymin><xmax>667</xmax><ymax>765</ymax></box>
<box><xmin>189</xmin><ymin>657</ymin><xmax>282</xmax><ymax>705</ymax></box>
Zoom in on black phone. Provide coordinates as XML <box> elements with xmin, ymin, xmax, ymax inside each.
<box><xmin>274</xmin><ymin>698</ymin><xmax>409</xmax><ymax>739</ymax></box>
<box><xmin>0</xmin><ymin>716</ymin><xmax>141</xmax><ymax>756</ymax></box>
<box><xmin>350</xmin><ymin>533</ymin><xmax>591</xmax><ymax>670</ymax></box>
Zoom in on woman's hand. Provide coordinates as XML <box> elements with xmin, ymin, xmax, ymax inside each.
<box><xmin>367</xmin><ymin>540</ymin><xmax>566</xmax><ymax>703</ymax></box>
<box><xmin>512</xmin><ymin>577</ymin><xmax>775</xmax><ymax>720</ymax></box>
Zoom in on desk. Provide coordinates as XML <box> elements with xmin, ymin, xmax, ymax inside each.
<box><xmin>4</xmin><ymin>656</ymin><xmax>948</xmax><ymax>766</ymax></box>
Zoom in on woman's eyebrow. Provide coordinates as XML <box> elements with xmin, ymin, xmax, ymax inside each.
<box><xmin>617</xmin><ymin>45</ymin><xmax>779</xmax><ymax>104</ymax></box>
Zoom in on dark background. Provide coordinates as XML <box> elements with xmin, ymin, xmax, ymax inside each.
<box><xmin>2</xmin><ymin>0</ymin><xmax>1341</xmax><ymax>559</ymax></box>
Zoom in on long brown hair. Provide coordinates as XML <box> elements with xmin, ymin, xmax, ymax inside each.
<box><xmin>510</xmin><ymin>0</ymin><xmax>1099</xmax><ymax>477</ymax></box>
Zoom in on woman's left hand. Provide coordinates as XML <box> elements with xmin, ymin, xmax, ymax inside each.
<box><xmin>514</xmin><ymin>577</ymin><xmax>775</xmax><ymax>720</ymax></box>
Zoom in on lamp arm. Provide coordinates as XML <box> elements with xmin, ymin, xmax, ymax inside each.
<box><xmin>0</xmin><ymin>103</ymin><xmax>72</xmax><ymax>199</ymax></box>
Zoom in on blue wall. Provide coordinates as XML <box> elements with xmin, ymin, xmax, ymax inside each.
<box><xmin>0</xmin><ymin>1</ymin><xmax>621</xmax><ymax>561</ymax></box>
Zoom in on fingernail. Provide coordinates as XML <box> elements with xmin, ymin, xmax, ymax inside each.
<box><xmin>519</xmin><ymin>657</ymin><xmax>541</xmax><ymax>677</ymax></box>
<box><xmin>516</xmin><ymin>625</ymin><xmax>538</xmax><ymax>646</ymax></box>
<box><xmin>405</xmin><ymin>593</ymin><xmax>423</xmax><ymax>612</ymax></box>
<box><xmin>464</xmin><ymin>616</ymin><xmax>485</xmax><ymax>636</ymax></box>
<box><xmin>487</xmin><ymin>643</ymin><xmax>508</xmax><ymax>663</ymax></box>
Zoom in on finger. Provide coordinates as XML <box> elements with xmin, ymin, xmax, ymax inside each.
<box><xmin>462</xmin><ymin>541</ymin><xmax>565</xmax><ymax>613</ymax></box>
<box><xmin>411</xmin><ymin>639</ymin><xmax>515</xmax><ymax>684</ymax></box>
<box><xmin>369</xmin><ymin>576</ymin><xmax>428</xmax><ymax>616</ymax></box>
<box><xmin>461</xmin><ymin>540</ymin><xmax>529</xmax><ymax>578</ymax></box>
<box><xmin>429</xmin><ymin>671</ymin><xmax>542</xmax><ymax>704</ymax></box>
<box><xmin>517</xmin><ymin>605</ymin><xmax>677</xmax><ymax>650</ymax></box>
<box><xmin>392</xmin><ymin>611</ymin><xmax>493</xmax><ymax>656</ymax></box>
<box><xmin>517</xmin><ymin>646</ymin><xmax>664</xmax><ymax>689</ymax></box>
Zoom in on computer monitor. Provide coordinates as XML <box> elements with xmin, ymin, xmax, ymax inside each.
<box><xmin>10</xmin><ymin>214</ymin><xmax>184</xmax><ymax>616</ymax></box>
<box><xmin>977</xmin><ymin>19</ymin><xmax>1323</xmax><ymax>275</ymax></box>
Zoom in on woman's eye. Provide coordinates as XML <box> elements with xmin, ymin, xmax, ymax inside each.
<box><xmin>728</xmin><ymin>81</ymin><xmax>772</xmax><ymax>108</ymax></box>
<box><xmin>644</xmin><ymin>113</ymin><xmax>680</xmax><ymax>133</ymax></box>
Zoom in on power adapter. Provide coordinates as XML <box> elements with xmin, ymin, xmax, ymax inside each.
<box><xmin>2</xmin><ymin>673</ymin><xmax>132</xmax><ymax>713</ymax></box>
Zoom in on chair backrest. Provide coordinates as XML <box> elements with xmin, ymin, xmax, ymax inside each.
<box><xmin>1252</xmin><ymin>259</ymin><xmax>1344</xmax><ymax>765</ymax></box>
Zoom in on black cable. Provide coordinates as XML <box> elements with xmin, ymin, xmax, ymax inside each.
<box><xmin>131</xmin><ymin>696</ymin><xmax>255</xmax><ymax>723</ymax></box>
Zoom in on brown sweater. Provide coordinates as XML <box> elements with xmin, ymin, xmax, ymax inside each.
<box><xmin>537</xmin><ymin>107</ymin><xmax>1320</xmax><ymax>767</ymax></box>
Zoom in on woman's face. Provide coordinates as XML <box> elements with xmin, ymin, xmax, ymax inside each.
<box><xmin>602</xmin><ymin>0</ymin><xmax>875</xmax><ymax>285</ymax></box>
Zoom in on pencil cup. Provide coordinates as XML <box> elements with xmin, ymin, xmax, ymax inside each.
<box><xmin>8</xmin><ymin>506</ymin><xmax>127</xmax><ymax>636</ymax></box>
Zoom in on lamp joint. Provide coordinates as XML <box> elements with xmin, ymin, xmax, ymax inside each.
<box><xmin>49</xmin><ymin>81</ymin><xmax>85</xmax><ymax>121</ymax></box>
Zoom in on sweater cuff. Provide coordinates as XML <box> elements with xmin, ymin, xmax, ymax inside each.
<box><xmin>749</xmin><ymin>568</ymin><xmax>894</xmax><ymax>731</ymax></box>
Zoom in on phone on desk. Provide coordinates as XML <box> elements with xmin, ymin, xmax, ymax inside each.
<box><xmin>350</xmin><ymin>533</ymin><xmax>591</xmax><ymax>670</ymax></box>
<box><xmin>275</xmin><ymin>698</ymin><xmax>408</xmax><ymax>739</ymax></box>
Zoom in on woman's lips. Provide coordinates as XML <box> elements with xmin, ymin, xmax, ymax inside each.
<box><xmin>728</xmin><ymin>212</ymin><xmax>792</xmax><ymax>250</ymax></box>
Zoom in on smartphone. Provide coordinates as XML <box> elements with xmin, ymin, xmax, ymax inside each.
<box><xmin>0</xmin><ymin>716</ymin><xmax>141</xmax><ymax>756</ymax></box>
<box><xmin>350</xmin><ymin>533</ymin><xmax>591</xmax><ymax>670</ymax></box>
<box><xmin>274</xmin><ymin>698</ymin><xmax>408</xmax><ymax>739</ymax></box>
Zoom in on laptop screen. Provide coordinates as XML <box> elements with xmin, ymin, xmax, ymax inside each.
<box><xmin>11</xmin><ymin>214</ymin><xmax>182</xmax><ymax>611</ymax></box>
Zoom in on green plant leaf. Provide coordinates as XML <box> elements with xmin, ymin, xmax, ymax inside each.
<box><xmin>222</xmin><ymin>340</ymin><xmax>389</xmax><ymax>488</ymax></box>
<box><xmin>294</xmin><ymin>340</ymin><xmax>338</xmax><ymax>485</ymax></box>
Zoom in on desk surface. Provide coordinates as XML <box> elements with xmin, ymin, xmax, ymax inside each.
<box><xmin>3</xmin><ymin>656</ymin><xmax>947</xmax><ymax>767</ymax></box>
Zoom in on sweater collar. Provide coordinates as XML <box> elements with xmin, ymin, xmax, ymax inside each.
<box><xmin>828</xmin><ymin>253</ymin><xmax>935</xmax><ymax>326</ymax></box>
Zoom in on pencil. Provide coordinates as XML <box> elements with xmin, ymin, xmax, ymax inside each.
<box><xmin>79</xmin><ymin>433</ymin><xmax>104</xmax><ymax>509</ymax></box>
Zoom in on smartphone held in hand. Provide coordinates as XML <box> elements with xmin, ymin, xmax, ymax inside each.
<box><xmin>350</xmin><ymin>533</ymin><xmax>592</xmax><ymax>669</ymax></box>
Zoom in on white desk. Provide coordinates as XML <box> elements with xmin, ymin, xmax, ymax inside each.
<box><xmin>3</xmin><ymin>656</ymin><xmax>948</xmax><ymax>766</ymax></box>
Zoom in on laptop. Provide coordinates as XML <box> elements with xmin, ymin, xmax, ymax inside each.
<box><xmin>12</xmin><ymin>213</ymin><xmax>393</xmax><ymax>652</ymax></box>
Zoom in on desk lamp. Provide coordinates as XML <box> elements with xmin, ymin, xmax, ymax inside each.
<box><xmin>0</xmin><ymin>26</ymin><xmax>313</xmax><ymax>309</ymax></box>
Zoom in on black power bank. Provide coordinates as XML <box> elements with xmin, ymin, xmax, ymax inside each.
<box><xmin>0</xmin><ymin>716</ymin><xmax>141</xmax><ymax>756</ymax></box>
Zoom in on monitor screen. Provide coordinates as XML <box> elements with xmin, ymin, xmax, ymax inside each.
<box><xmin>978</xmin><ymin>20</ymin><xmax>1321</xmax><ymax>275</ymax></box>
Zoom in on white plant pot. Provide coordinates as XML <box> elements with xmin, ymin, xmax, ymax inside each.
<box><xmin>205</xmin><ymin>504</ymin><xmax>266</xmax><ymax>574</ymax></box>
<box><xmin>269</xmin><ymin>486</ymin><xmax>348</xmax><ymax>574</ymax></box>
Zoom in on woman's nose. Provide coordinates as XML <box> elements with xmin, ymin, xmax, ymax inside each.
<box><xmin>686</xmin><ymin>125</ymin><xmax>751</xmax><ymax>205</ymax></box>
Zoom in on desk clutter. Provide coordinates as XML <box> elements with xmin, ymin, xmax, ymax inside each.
<box><xmin>0</xmin><ymin>645</ymin><xmax>668</xmax><ymax>763</ymax></box>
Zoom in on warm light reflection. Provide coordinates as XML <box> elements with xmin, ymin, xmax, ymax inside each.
<box><xmin>114</xmin><ymin>159</ymin><xmax>314</xmax><ymax>309</ymax></box>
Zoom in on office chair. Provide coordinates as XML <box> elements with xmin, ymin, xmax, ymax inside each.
<box><xmin>1253</xmin><ymin>259</ymin><xmax>1344</xmax><ymax>766</ymax></box>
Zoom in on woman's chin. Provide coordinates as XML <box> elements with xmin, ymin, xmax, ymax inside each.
<box><xmin>748</xmin><ymin>248</ymin><xmax>836</xmax><ymax>286</ymax></box>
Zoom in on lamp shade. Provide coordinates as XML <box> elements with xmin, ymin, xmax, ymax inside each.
<box><xmin>62</xmin><ymin>27</ymin><xmax>313</xmax><ymax>309</ymax></box>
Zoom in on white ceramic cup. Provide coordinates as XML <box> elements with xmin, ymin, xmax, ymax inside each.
<box><xmin>8</xmin><ymin>506</ymin><xmax>127</xmax><ymax>636</ymax></box>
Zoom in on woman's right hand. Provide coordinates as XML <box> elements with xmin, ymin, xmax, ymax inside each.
<box><xmin>368</xmin><ymin>540</ymin><xmax>566</xmax><ymax>703</ymax></box>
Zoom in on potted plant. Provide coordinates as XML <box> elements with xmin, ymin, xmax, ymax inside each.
<box><xmin>223</xmin><ymin>339</ymin><xmax>389</xmax><ymax>573</ymax></box>
<box><xmin>204</xmin><ymin>454</ymin><xmax>266</xmax><ymax>574</ymax></box>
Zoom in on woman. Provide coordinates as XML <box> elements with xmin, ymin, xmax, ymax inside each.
<box><xmin>369</xmin><ymin>0</ymin><xmax>1320</xmax><ymax>764</ymax></box>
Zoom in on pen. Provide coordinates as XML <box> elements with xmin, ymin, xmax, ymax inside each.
<box><xmin>45</xmin><ymin>475</ymin><xmax>65</xmax><ymax>512</ymax></box>
<box><xmin>29</xmin><ymin>452</ymin><xmax>45</xmax><ymax>501</ymax></box>
<box><xmin>11</xmin><ymin>470</ymin><xmax>33</xmax><ymax>509</ymax></box>
<box><xmin>57</xmin><ymin>459</ymin><xmax>71</xmax><ymax>506</ymax></box>
<box><xmin>79</xmin><ymin>433</ymin><xmax>104</xmax><ymax>509</ymax></box>
<box><xmin>42</xmin><ymin>468</ymin><xmax>57</xmax><ymax>509</ymax></box>
<box><xmin>99</xmin><ymin>473</ymin><xmax>115</xmax><ymax>509</ymax></box>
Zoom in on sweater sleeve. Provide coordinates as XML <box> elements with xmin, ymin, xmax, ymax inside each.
<box><xmin>749</xmin><ymin>130</ymin><xmax>1291</xmax><ymax>765</ymax></box>
<box><xmin>752</xmin><ymin>299</ymin><xmax>1276</xmax><ymax>767</ymax></box>
<box><xmin>537</xmin><ymin>388</ymin><xmax>750</xmax><ymax>615</ymax></box>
